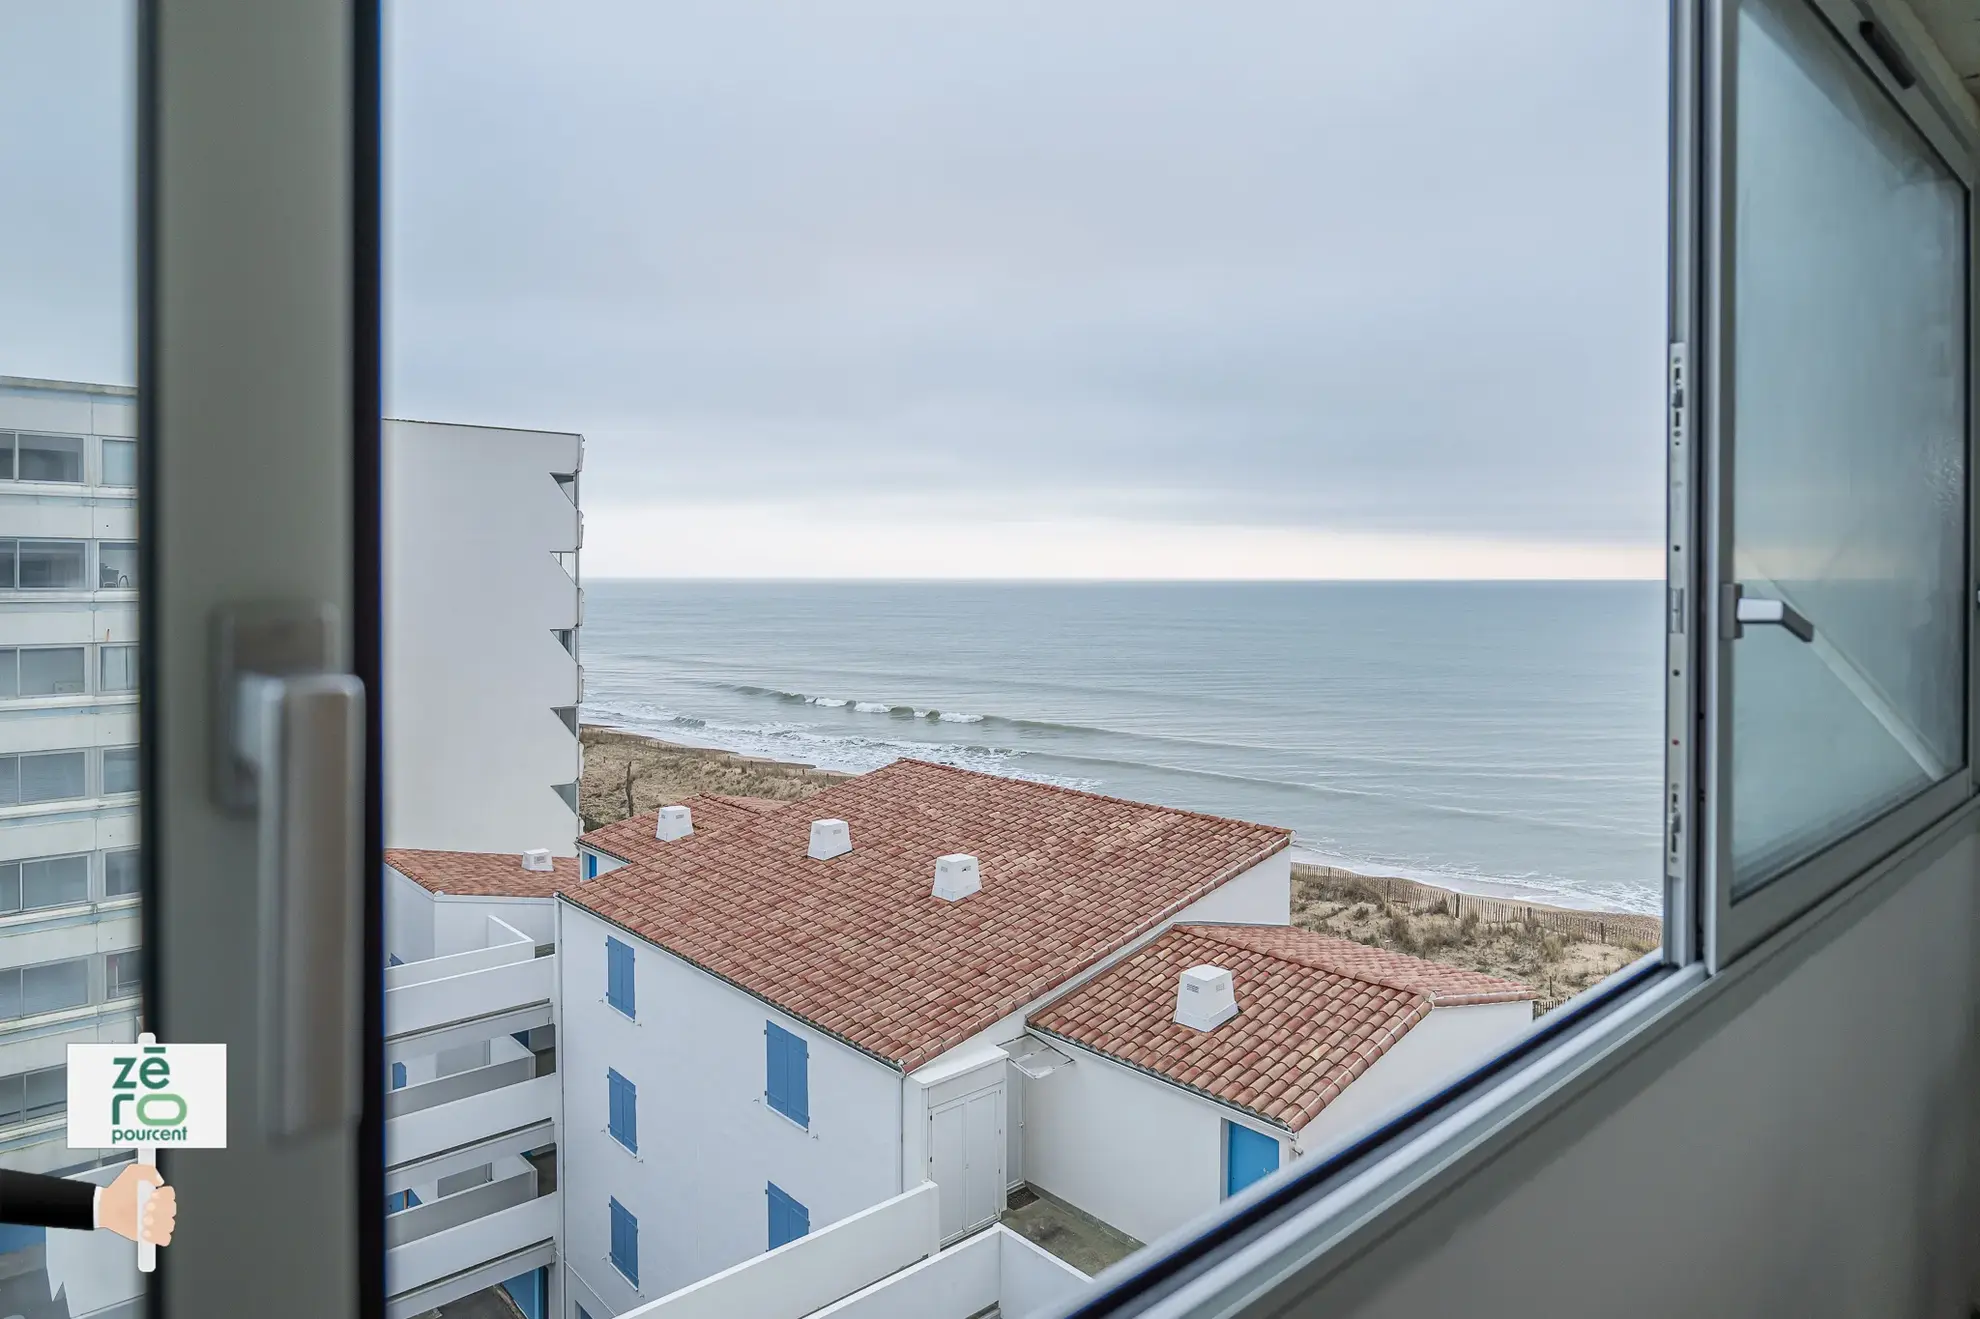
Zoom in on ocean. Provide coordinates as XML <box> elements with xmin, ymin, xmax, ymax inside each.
<box><xmin>579</xmin><ymin>580</ymin><xmax>1665</xmax><ymax>914</ymax></box>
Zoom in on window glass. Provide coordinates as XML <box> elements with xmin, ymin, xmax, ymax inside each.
<box><xmin>0</xmin><ymin>651</ymin><xmax>14</xmax><ymax>701</ymax></box>
<box><xmin>0</xmin><ymin>864</ymin><xmax>18</xmax><ymax>915</ymax></box>
<box><xmin>0</xmin><ymin>435</ymin><xmax>12</xmax><ymax>482</ymax></box>
<box><xmin>102</xmin><ymin>746</ymin><xmax>138</xmax><ymax>796</ymax></box>
<box><xmin>17</xmin><ymin>647</ymin><xmax>84</xmax><ymax>697</ymax></box>
<box><xmin>0</xmin><ymin>760</ymin><xmax>14</xmax><ymax>807</ymax></box>
<box><xmin>0</xmin><ymin>959</ymin><xmax>89</xmax><ymax>1018</ymax></box>
<box><xmin>1728</xmin><ymin>0</ymin><xmax>1969</xmax><ymax>895</ymax></box>
<box><xmin>100</xmin><ymin>438</ymin><xmax>136</xmax><ymax>487</ymax></box>
<box><xmin>104</xmin><ymin>848</ymin><xmax>138</xmax><ymax>898</ymax></box>
<box><xmin>97</xmin><ymin>540</ymin><xmax>137</xmax><ymax>590</ymax></box>
<box><xmin>17</xmin><ymin>752</ymin><xmax>85</xmax><ymax>804</ymax></box>
<box><xmin>0</xmin><ymin>541</ymin><xmax>13</xmax><ymax>590</ymax></box>
<box><xmin>100</xmin><ymin>642</ymin><xmax>137</xmax><ymax>693</ymax></box>
<box><xmin>19</xmin><ymin>855</ymin><xmax>87</xmax><ymax>911</ymax></box>
<box><xmin>106</xmin><ymin>950</ymin><xmax>138</xmax><ymax>999</ymax></box>
<box><xmin>16</xmin><ymin>541</ymin><xmax>85</xmax><ymax>589</ymax></box>
<box><xmin>22</xmin><ymin>1066</ymin><xmax>64</xmax><ymax>1120</ymax></box>
<box><xmin>15</xmin><ymin>433</ymin><xmax>83</xmax><ymax>484</ymax></box>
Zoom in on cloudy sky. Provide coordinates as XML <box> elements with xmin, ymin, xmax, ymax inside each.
<box><xmin>3</xmin><ymin>1</ymin><xmax>1668</xmax><ymax>579</ymax></box>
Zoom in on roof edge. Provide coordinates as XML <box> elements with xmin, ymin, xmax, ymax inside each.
<box><xmin>1028</xmin><ymin>1024</ymin><xmax>1298</xmax><ymax>1134</ymax></box>
<box><xmin>1179</xmin><ymin>922</ymin><xmax>1539</xmax><ymax>1006</ymax></box>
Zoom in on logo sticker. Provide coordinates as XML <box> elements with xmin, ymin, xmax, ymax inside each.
<box><xmin>66</xmin><ymin>1042</ymin><xmax>227</xmax><ymax>1149</ymax></box>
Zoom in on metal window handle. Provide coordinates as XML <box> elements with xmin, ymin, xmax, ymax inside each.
<box><xmin>213</xmin><ymin>604</ymin><xmax>365</xmax><ymax>1140</ymax></box>
<box><xmin>1722</xmin><ymin>584</ymin><xmax>1815</xmax><ymax>643</ymax></box>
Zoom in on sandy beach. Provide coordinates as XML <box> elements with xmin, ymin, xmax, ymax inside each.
<box><xmin>580</xmin><ymin>724</ymin><xmax>1661</xmax><ymax>1014</ymax></box>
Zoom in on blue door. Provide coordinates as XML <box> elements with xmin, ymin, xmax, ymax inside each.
<box><xmin>1225</xmin><ymin>1121</ymin><xmax>1279</xmax><ymax>1197</ymax></box>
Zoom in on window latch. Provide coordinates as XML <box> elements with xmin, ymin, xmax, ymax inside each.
<box><xmin>1721</xmin><ymin>584</ymin><xmax>1814</xmax><ymax>643</ymax></box>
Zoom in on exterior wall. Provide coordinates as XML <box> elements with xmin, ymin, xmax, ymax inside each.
<box><xmin>557</xmin><ymin>901</ymin><xmax>904</xmax><ymax>1311</ymax></box>
<box><xmin>1021</xmin><ymin>1038</ymin><xmax>1281</xmax><ymax>1246</ymax></box>
<box><xmin>579</xmin><ymin>845</ymin><xmax>629</xmax><ymax>878</ymax></box>
<box><xmin>433</xmin><ymin>894</ymin><xmax>555</xmax><ymax>955</ymax></box>
<box><xmin>386</xmin><ymin>867</ymin><xmax>438</xmax><ymax>964</ymax></box>
<box><xmin>1299</xmin><ymin>826</ymin><xmax>1980</xmax><ymax>1319</ymax></box>
<box><xmin>1171</xmin><ymin>850</ymin><xmax>1291</xmax><ymax>926</ymax></box>
<box><xmin>384</xmin><ymin>419</ymin><xmax>583</xmax><ymax>856</ymax></box>
<box><xmin>0</xmin><ymin>378</ymin><xmax>143</xmax><ymax>1176</ymax></box>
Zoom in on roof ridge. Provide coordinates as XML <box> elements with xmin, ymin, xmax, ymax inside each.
<box><xmin>1177</xmin><ymin>923</ymin><xmax>1436</xmax><ymax>1003</ymax></box>
<box><xmin>889</xmin><ymin>759</ymin><xmax>1293</xmax><ymax>837</ymax></box>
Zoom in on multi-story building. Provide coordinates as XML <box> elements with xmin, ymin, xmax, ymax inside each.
<box><xmin>0</xmin><ymin>376</ymin><xmax>144</xmax><ymax>1189</ymax></box>
<box><xmin>384</xmin><ymin>417</ymin><xmax>585</xmax><ymax>857</ymax></box>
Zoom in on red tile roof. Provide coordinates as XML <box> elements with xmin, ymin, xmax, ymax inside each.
<box><xmin>1029</xmin><ymin>924</ymin><xmax>1535</xmax><ymax>1131</ymax></box>
<box><xmin>386</xmin><ymin>848</ymin><xmax>578</xmax><ymax>899</ymax></box>
<box><xmin>581</xmin><ymin>794</ymin><xmax>789</xmax><ymax>865</ymax></box>
<box><xmin>568</xmin><ymin>760</ymin><xmax>1292</xmax><ymax>1071</ymax></box>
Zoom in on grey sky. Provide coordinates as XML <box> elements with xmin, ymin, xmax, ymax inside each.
<box><xmin>0</xmin><ymin>1</ymin><xmax>1669</xmax><ymax>577</ymax></box>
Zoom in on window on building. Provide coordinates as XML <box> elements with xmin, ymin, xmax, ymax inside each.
<box><xmin>104</xmin><ymin>849</ymin><xmax>139</xmax><ymax>899</ymax></box>
<box><xmin>0</xmin><ymin>958</ymin><xmax>90</xmax><ymax>1020</ymax></box>
<box><xmin>102</xmin><ymin>746</ymin><xmax>138</xmax><ymax>796</ymax></box>
<box><xmin>106</xmin><ymin>951</ymin><xmax>139</xmax><ymax>999</ymax></box>
<box><xmin>0</xmin><ymin>1066</ymin><xmax>68</xmax><ymax>1127</ymax></box>
<box><xmin>100</xmin><ymin>438</ymin><xmax>136</xmax><ymax>487</ymax></box>
<box><xmin>97</xmin><ymin>541</ymin><xmax>137</xmax><ymax>590</ymax></box>
<box><xmin>100</xmin><ymin>644</ymin><xmax>137</xmax><ymax>694</ymax></box>
<box><xmin>607</xmin><ymin>1068</ymin><xmax>637</xmax><ymax>1153</ymax></box>
<box><xmin>15</xmin><ymin>433</ymin><xmax>83</xmax><ymax>484</ymax></box>
<box><xmin>0</xmin><ymin>855</ymin><xmax>91</xmax><ymax>915</ymax></box>
<box><xmin>15</xmin><ymin>541</ymin><xmax>86</xmax><ymax>590</ymax></box>
<box><xmin>764</xmin><ymin>1021</ymin><xmax>809</xmax><ymax>1128</ymax></box>
<box><xmin>14</xmin><ymin>648</ymin><xmax>85</xmax><ymax>697</ymax></box>
<box><xmin>386</xmin><ymin>1188</ymin><xmax>421</xmax><ymax>1214</ymax></box>
<box><xmin>391</xmin><ymin>1061</ymin><xmax>407</xmax><ymax>1091</ymax></box>
<box><xmin>608</xmin><ymin>1198</ymin><xmax>639</xmax><ymax>1287</ymax></box>
<box><xmin>605</xmin><ymin>936</ymin><xmax>634</xmax><ymax>1017</ymax></box>
<box><xmin>583</xmin><ymin>852</ymin><xmax>598</xmax><ymax>881</ymax></box>
<box><xmin>0</xmin><ymin>433</ymin><xmax>12</xmax><ymax>481</ymax></box>
<box><xmin>766</xmin><ymin>1183</ymin><xmax>810</xmax><ymax>1250</ymax></box>
<box><xmin>0</xmin><ymin>752</ymin><xmax>88</xmax><ymax>807</ymax></box>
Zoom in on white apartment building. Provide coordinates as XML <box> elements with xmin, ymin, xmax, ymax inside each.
<box><xmin>0</xmin><ymin>378</ymin><xmax>144</xmax><ymax>1190</ymax></box>
<box><xmin>384</xmin><ymin>418</ymin><xmax>585</xmax><ymax>857</ymax></box>
<box><xmin>556</xmin><ymin>762</ymin><xmax>1536</xmax><ymax>1318</ymax></box>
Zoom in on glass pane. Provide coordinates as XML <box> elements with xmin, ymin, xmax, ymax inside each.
<box><xmin>17</xmin><ymin>647</ymin><xmax>84</xmax><ymax>696</ymax></box>
<box><xmin>0</xmin><ymin>541</ymin><xmax>15</xmax><ymax>590</ymax></box>
<box><xmin>19</xmin><ymin>856</ymin><xmax>87</xmax><ymax>911</ymax></box>
<box><xmin>20</xmin><ymin>959</ymin><xmax>87</xmax><ymax>1015</ymax></box>
<box><xmin>0</xmin><ymin>434</ymin><xmax>13</xmax><ymax>482</ymax></box>
<box><xmin>97</xmin><ymin>540</ymin><xmax>136</xmax><ymax>590</ymax></box>
<box><xmin>104</xmin><ymin>847</ymin><xmax>139</xmax><ymax>897</ymax></box>
<box><xmin>1729</xmin><ymin>0</ymin><xmax>1969</xmax><ymax>896</ymax></box>
<box><xmin>0</xmin><ymin>1074</ymin><xmax>24</xmax><ymax>1126</ymax></box>
<box><xmin>100</xmin><ymin>642</ymin><xmax>138</xmax><ymax>692</ymax></box>
<box><xmin>106</xmin><ymin>951</ymin><xmax>138</xmax><ymax>999</ymax></box>
<box><xmin>0</xmin><ymin>650</ymin><xmax>15</xmax><ymax>700</ymax></box>
<box><xmin>17</xmin><ymin>752</ymin><xmax>85</xmax><ymax>804</ymax></box>
<box><xmin>0</xmin><ymin>864</ymin><xmax>19</xmax><ymax>915</ymax></box>
<box><xmin>0</xmin><ymin>760</ymin><xmax>15</xmax><ymax>807</ymax></box>
<box><xmin>23</xmin><ymin>1066</ymin><xmax>66</xmax><ymax>1119</ymax></box>
<box><xmin>102</xmin><ymin>745</ymin><xmax>138</xmax><ymax>795</ymax></box>
<box><xmin>17</xmin><ymin>540</ymin><xmax>86</xmax><ymax>589</ymax></box>
<box><xmin>101</xmin><ymin>437</ymin><xmax>136</xmax><ymax>487</ymax></box>
<box><xmin>16</xmin><ymin>433</ymin><xmax>84</xmax><ymax>484</ymax></box>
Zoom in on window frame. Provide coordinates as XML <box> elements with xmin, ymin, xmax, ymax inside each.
<box><xmin>1696</xmin><ymin>0</ymin><xmax>1979</xmax><ymax>969</ymax></box>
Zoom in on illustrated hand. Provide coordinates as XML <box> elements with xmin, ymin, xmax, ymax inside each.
<box><xmin>100</xmin><ymin>1165</ymin><xmax>175</xmax><ymax>1246</ymax></box>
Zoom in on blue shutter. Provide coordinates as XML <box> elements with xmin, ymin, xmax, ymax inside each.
<box><xmin>606</xmin><ymin>937</ymin><xmax>635</xmax><ymax>1017</ymax></box>
<box><xmin>765</xmin><ymin>1022</ymin><xmax>809</xmax><ymax>1127</ymax></box>
<box><xmin>767</xmin><ymin>1182</ymin><xmax>810</xmax><ymax>1249</ymax></box>
<box><xmin>390</xmin><ymin>1061</ymin><xmax>406</xmax><ymax>1090</ymax></box>
<box><xmin>608</xmin><ymin>1069</ymin><xmax>637</xmax><ymax>1152</ymax></box>
<box><xmin>609</xmin><ymin>1198</ymin><xmax>639</xmax><ymax>1287</ymax></box>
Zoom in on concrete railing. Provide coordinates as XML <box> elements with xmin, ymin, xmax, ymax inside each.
<box><xmin>386</xmin><ymin>954</ymin><xmax>554</xmax><ymax>1039</ymax></box>
<box><xmin>388</xmin><ymin>1053</ymin><xmax>535</xmax><ymax>1120</ymax></box>
<box><xmin>388</xmin><ymin>1165</ymin><xmax>538</xmax><ymax>1248</ymax></box>
<box><xmin>387</xmin><ymin>915</ymin><xmax>534</xmax><ymax>989</ymax></box>
<box><xmin>809</xmin><ymin>1227</ymin><xmax>1089</xmax><ymax>1319</ymax></box>
<box><xmin>626</xmin><ymin>1183</ymin><xmax>941</xmax><ymax>1319</ymax></box>
<box><xmin>386</xmin><ymin>1071</ymin><xmax>561</xmax><ymax>1171</ymax></box>
<box><xmin>387</xmin><ymin>1190</ymin><xmax>560</xmax><ymax>1299</ymax></box>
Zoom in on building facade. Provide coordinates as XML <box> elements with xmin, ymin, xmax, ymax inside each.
<box><xmin>384</xmin><ymin>418</ymin><xmax>585</xmax><ymax>857</ymax></box>
<box><xmin>0</xmin><ymin>377</ymin><xmax>144</xmax><ymax>1182</ymax></box>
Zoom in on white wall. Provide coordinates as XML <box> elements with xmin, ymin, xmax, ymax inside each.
<box><xmin>558</xmin><ymin>901</ymin><xmax>905</xmax><ymax>1310</ymax></box>
<box><xmin>1172</xmin><ymin>850</ymin><xmax>1292</xmax><ymax>926</ymax></box>
<box><xmin>1287</xmin><ymin>826</ymin><xmax>1980</xmax><ymax>1319</ymax></box>
<box><xmin>1023</xmin><ymin>1038</ymin><xmax>1284</xmax><ymax>1247</ymax></box>
<box><xmin>384</xmin><ymin>418</ymin><xmax>583</xmax><ymax>857</ymax></box>
<box><xmin>433</xmin><ymin>894</ymin><xmax>555</xmax><ymax>954</ymax></box>
<box><xmin>386</xmin><ymin>867</ymin><xmax>437</xmax><ymax>963</ymax></box>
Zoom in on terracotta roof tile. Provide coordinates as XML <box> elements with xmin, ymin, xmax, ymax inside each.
<box><xmin>1028</xmin><ymin>924</ymin><xmax>1534</xmax><ymax>1131</ymax></box>
<box><xmin>567</xmin><ymin>760</ymin><xmax>1291</xmax><ymax>1072</ymax></box>
<box><xmin>581</xmin><ymin>794</ymin><xmax>789</xmax><ymax>865</ymax></box>
<box><xmin>386</xmin><ymin>848</ymin><xmax>578</xmax><ymax>899</ymax></box>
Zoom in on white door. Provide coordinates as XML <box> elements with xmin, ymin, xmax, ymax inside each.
<box><xmin>929</xmin><ymin>1084</ymin><xmax>1004</xmax><ymax>1243</ymax></box>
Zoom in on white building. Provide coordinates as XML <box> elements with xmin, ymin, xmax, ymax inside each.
<box><xmin>555</xmin><ymin>760</ymin><xmax>1535</xmax><ymax>1317</ymax></box>
<box><xmin>0</xmin><ymin>377</ymin><xmax>144</xmax><ymax>1190</ymax></box>
<box><xmin>384</xmin><ymin>418</ymin><xmax>585</xmax><ymax>857</ymax></box>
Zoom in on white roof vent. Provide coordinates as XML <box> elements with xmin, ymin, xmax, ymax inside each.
<box><xmin>655</xmin><ymin>805</ymin><xmax>693</xmax><ymax>842</ymax></box>
<box><xmin>1175</xmin><ymin>965</ymin><xmax>1238</xmax><ymax>1032</ymax></box>
<box><xmin>808</xmin><ymin>819</ymin><xmax>852</xmax><ymax>861</ymax></box>
<box><xmin>932</xmin><ymin>854</ymin><xmax>981</xmax><ymax>902</ymax></box>
<box><xmin>521</xmin><ymin>848</ymin><xmax>555</xmax><ymax>873</ymax></box>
